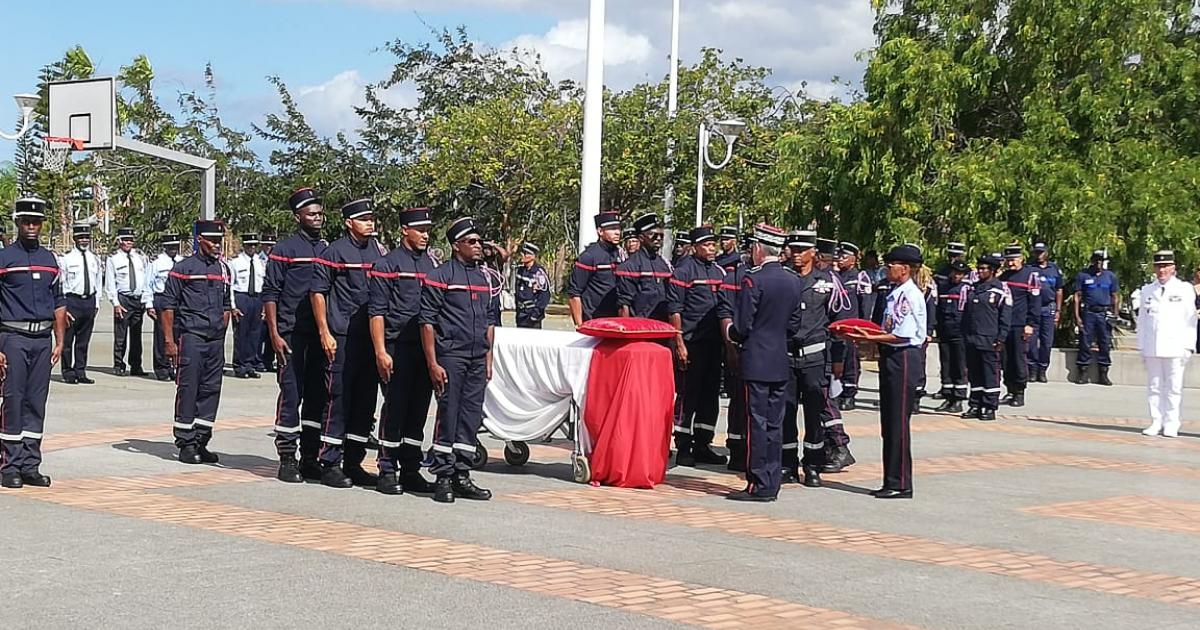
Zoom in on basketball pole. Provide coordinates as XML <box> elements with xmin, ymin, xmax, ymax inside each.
<box><xmin>577</xmin><ymin>0</ymin><xmax>605</xmax><ymax>252</ymax></box>
<box><xmin>113</xmin><ymin>136</ymin><xmax>216</xmax><ymax>221</ymax></box>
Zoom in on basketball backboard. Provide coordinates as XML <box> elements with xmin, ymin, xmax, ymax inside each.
<box><xmin>48</xmin><ymin>77</ymin><xmax>116</xmax><ymax>151</ymax></box>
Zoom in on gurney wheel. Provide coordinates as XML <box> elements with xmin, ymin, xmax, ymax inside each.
<box><xmin>470</xmin><ymin>443</ymin><xmax>489</xmax><ymax>470</ymax></box>
<box><xmin>572</xmin><ymin>455</ymin><xmax>591</xmax><ymax>484</ymax></box>
<box><xmin>504</xmin><ymin>442</ymin><xmax>530</xmax><ymax>466</ymax></box>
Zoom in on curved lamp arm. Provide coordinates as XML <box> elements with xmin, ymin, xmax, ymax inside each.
<box><xmin>0</xmin><ymin>94</ymin><xmax>38</xmax><ymax>141</ymax></box>
<box><xmin>703</xmin><ymin>133</ymin><xmax>737</xmax><ymax>170</ymax></box>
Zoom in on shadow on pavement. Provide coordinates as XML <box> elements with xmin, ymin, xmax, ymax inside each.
<box><xmin>1028</xmin><ymin>417</ymin><xmax>1198</xmax><ymax>438</ymax></box>
<box><xmin>111</xmin><ymin>438</ymin><xmax>279</xmax><ymax>477</ymax></box>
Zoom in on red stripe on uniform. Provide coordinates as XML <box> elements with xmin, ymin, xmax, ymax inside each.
<box><xmin>0</xmin><ymin>266</ymin><xmax>60</xmax><ymax>275</ymax></box>
<box><xmin>169</xmin><ymin>271</ymin><xmax>227</xmax><ymax>281</ymax></box>
<box><xmin>268</xmin><ymin>254</ymin><xmax>315</xmax><ymax>264</ymax></box>
<box><xmin>574</xmin><ymin>261</ymin><xmax>597</xmax><ymax>271</ymax></box>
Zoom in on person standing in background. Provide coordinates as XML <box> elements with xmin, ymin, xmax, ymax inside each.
<box><xmin>1136</xmin><ymin>251</ymin><xmax>1196</xmax><ymax>438</ymax></box>
<box><xmin>106</xmin><ymin>227</ymin><xmax>148</xmax><ymax>377</ymax></box>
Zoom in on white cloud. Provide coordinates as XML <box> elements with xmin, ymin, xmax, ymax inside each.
<box><xmin>294</xmin><ymin>69</ymin><xmax>415</xmax><ymax>137</ymax></box>
<box><xmin>504</xmin><ymin>18</ymin><xmax>655</xmax><ymax>81</ymax></box>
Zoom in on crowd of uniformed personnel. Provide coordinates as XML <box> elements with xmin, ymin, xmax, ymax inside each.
<box><xmin>0</xmin><ymin>192</ymin><xmax>1126</xmax><ymax>502</ymax></box>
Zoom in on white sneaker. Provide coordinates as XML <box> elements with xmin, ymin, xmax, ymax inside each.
<box><xmin>1163</xmin><ymin>425</ymin><xmax>1180</xmax><ymax>438</ymax></box>
<box><xmin>1142</xmin><ymin>424</ymin><xmax>1163</xmax><ymax>437</ymax></box>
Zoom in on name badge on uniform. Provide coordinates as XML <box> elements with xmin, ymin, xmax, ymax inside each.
<box><xmin>32</xmin><ymin>273</ymin><xmax>41</xmax><ymax>280</ymax></box>
<box><xmin>1084</xmin><ymin>278</ymin><xmax>1095</xmax><ymax>285</ymax></box>
<box><xmin>1170</xmin><ymin>295</ymin><xmax>1183</xmax><ymax>303</ymax></box>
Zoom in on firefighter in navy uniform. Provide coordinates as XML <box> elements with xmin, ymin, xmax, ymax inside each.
<box><xmin>0</xmin><ymin>198</ymin><xmax>67</xmax><ymax>489</ymax></box>
<box><xmin>514</xmin><ymin>243</ymin><xmax>552</xmax><ymax>328</ymax></box>
<box><xmin>368</xmin><ymin>207</ymin><xmax>438</xmax><ymax>495</ymax></box>
<box><xmin>621</xmin><ymin>227</ymin><xmax>640</xmax><ymax>260</ymax></box>
<box><xmin>671</xmin><ymin>233</ymin><xmax>692</xmax><ymax>266</ymax></box>
<box><xmin>725</xmin><ymin>225</ymin><xmax>802</xmax><ymax>502</ymax></box>
<box><xmin>714</xmin><ymin>226</ymin><xmax>747</xmax><ymax>466</ymax></box>
<box><xmin>715</xmin><ymin>226</ymin><xmax>741</xmax><ymax>272</ymax></box>
<box><xmin>263</xmin><ymin>188</ymin><xmax>329</xmax><ymax>483</ymax></box>
<box><xmin>568</xmin><ymin>211</ymin><xmax>622</xmax><ymax>325</ymax></box>
<box><xmin>834</xmin><ymin>242</ymin><xmax>872</xmax><ymax>410</ymax></box>
<box><xmin>933</xmin><ymin>242</ymin><xmax>968</xmax><ymax>289</ymax></box>
<box><xmin>616</xmin><ymin>214</ymin><xmax>672</xmax><ymax>320</ymax></box>
<box><xmin>161</xmin><ymin>220</ymin><xmax>233</xmax><ymax>466</ymax></box>
<box><xmin>419</xmin><ymin>217</ymin><xmax>495</xmax><ymax>504</ymax></box>
<box><xmin>311</xmin><ymin>199</ymin><xmax>385</xmax><ymax>488</ymax></box>
<box><xmin>143</xmin><ymin>234</ymin><xmax>185</xmax><ymax>381</ymax></box>
<box><xmin>933</xmin><ymin>260</ymin><xmax>971</xmax><ymax>413</ymax></box>
<box><xmin>997</xmin><ymin>244</ymin><xmax>1040</xmax><ymax>407</ymax></box>
<box><xmin>961</xmin><ymin>255</ymin><xmax>1011</xmax><ymax>421</ymax></box>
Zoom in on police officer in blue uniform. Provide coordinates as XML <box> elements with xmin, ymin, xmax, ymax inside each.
<box><xmin>568</xmin><ymin>211</ymin><xmax>622</xmax><ymax>325</ymax></box>
<box><xmin>144</xmin><ymin>234</ymin><xmax>185</xmax><ymax>381</ymax></box>
<box><xmin>311</xmin><ymin>198</ymin><xmax>385</xmax><ymax>488</ymax></box>
<box><xmin>1028</xmin><ymin>241</ymin><xmax>1063</xmax><ymax>383</ymax></box>
<box><xmin>58</xmin><ymin>223</ymin><xmax>101</xmax><ymax>384</ymax></box>
<box><xmin>420</xmin><ymin>217</ymin><xmax>494</xmax><ymax>504</ymax></box>
<box><xmin>615</xmin><ymin>213</ymin><xmax>672</xmax><ymax>321</ymax></box>
<box><xmin>933</xmin><ymin>260</ymin><xmax>971</xmax><ymax>413</ymax></box>
<box><xmin>667</xmin><ymin>226</ymin><xmax>733</xmax><ymax>466</ymax></box>
<box><xmin>264</xmin><ymin>188</ymin><xmax>329</xmax><ymax>482</ymax></box>
<box><xmin>1073</xmin><ymin>251</ymin><xmax>1120</xmax><ymax>385</ymax></box>
<box><xmin>515</xmin><ymin>243</ymin><xmax>552</xmax><ymax>328</ymax></box>
<box><xmin>834</xmin><ymin>242</ymin><xmax>873</xmax><ymax>411</ymax></box>
<box><xmin>161</xmin><ymin>220</ymin><xmax>232</xmax><ymax>466</ymax></box>
<box><xmin>369</xmin><ymin>207</ymin><xmax>438</xmax><ymax>495</ymax></box>
<box><xmin>841</xmin><ymin>244</ymin><xmax>926</xmax><ymax>499</ymax></box>
<box><xmin>998</xmin><ymin>244</ymin><xmax>1040</xmax><ymax>407</ymax></box>
<box><xmin>725</xmin><ymin>225</ymin><xmax>801</xmax><ymax>502</ymax></box>
<box><xmin>0</xmin><ymin>198</ymin><xmax>67</xmax><ymax>488</ymax></box>
<box><xmin>961</xmin><ymin>255</ymin><xmax>1011</xmax><ymax>421</ymax></box>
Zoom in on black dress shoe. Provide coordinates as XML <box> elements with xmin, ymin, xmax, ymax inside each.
<box><xmin>802</xmin><ymin>467</ymin><xmax>822</xmax><ymax>488</ymax></box>
<box><xmin>248</xmin><ymin>371</ymin><xmax>261</xmax><ymax>379</ymax></box>
<box><xmin>178</xmin><ymin>445</ymin><xmax>202</xmax><ymax>465</ymax></box>
<box><xmin>376</xmin><ymin>472</ymin><xmax>403</xmax><ymax>495</ymax></box>
<box><xmin>934</xmin><ymin>399</ymin><xmax>962</xmax><ymax>413</ymax></box>
<box><xmin>78</xmin><ymin>376</ymin><xmax>95</xmax><ymax>385</ymax></box>
<box><xmin>1007</xmin><ymin>393</ymin><xmax>1025</xmax><ymax>408</ymax></box>
<box><xmin>930</xmin><ymin>391</ymin><xmax>945</xmax><ymax>400</ymax></box>
<box><xmin>197</xmin><ymin>446</ymin><xmax>220</xmax><ymax>464</ymax></box>
<box><xmin>1036</xmin><ymin>369</ymin><xmax>1048</xmax><ymax>383</ymax></box>
<box><xmin>452</xmin><ymin>475</ymin><xmax>492</xmax><ymax>500</ymax></box>
<box><xmin>674</xmin><ymin>449</ymin><xmax>695</xmax><ymax>467</ymax></box>
<box><xmin>1</xmin><ymin>473</ymin><xmax>23</xmax><ymax>489</ymax></box>
<box><xmin>961</xmin><ymin>406</ymin><xmax>981</xmax><ymax>419</ymax></box>
<box><xmin>692</xmin><ymin>444</ymin><xmax>727</xmax><ymax>465</ymax></box>
<box><xmin>299</xmin><ymin>458</ymin><xmax>323</xmax><ymax>481</ymax></box>
<box><xmin>399</xmin><ymin>471</ymin><xmax>436</xmax><ymax>494</ymax></box>
<box><xmin>979</xmin><ymin>409</ymin><xmax>997</xmax><ymax>422</ymax></box>
<box><xmin>822</xmin><ymin>446</ymin><xmax>856</xmax><ymax>473</ymax></box>
<box><xmin>838</xmin><ymin>397</ymin><xmax>856</xmax><ymax>411</ymax></box>
<box><xmin>433</xmin><ymin>477</ymin><xmax>455</xmax><ymax>503</ymax></box>
<box><xmin>155</xmin><ymin>373</ymin><xmax>173</xmax><ymax>382</ymax></box>
<box><xmin>235</xmin><ymin>372</ymin><xmax>252</xmax><ymax>379</ymax></box>
<box><xmin>277</xmin><ymin>458</ymin><xmax>303</xmax><ymax>483</ymax></box>
<box><xmin>21</xmin><ymin>472</ymin><xmax>52</xmax><ymax>487</ymax></box>
<box><xmin>321</xmin><ymin>466</ymin><xmax>354</xmax><ymax>488</ymax></box>
<box><xmin>130</xmin><ymin>368</ymin><xmax>149</xmax><ymax>377</ymax></box>
<box><xmin>726</xmin><ymin>489</ymin><xmax>776</xmax><ymax>502</ymax></box>
<box><xmin>781</xmin><ymin>467</ymin><xmax>801</xmax><ymax>484</ymax></box>
<box><xmin>343</xmin><ymin>465</ymin><xmax>378</xmax><ymax>487</ymax></box>
<box><xmin>113</xmin><ymin>366</ymin><xmax>127</xmax><ymax>376</ymax></box>
<box><xmin>873</xmin><ymin>488</ymin><xmax>913</xmax><ymax>499</ymax></box>
<box><xmin>62</xmin><ymin>375</ymin><xmax>78</xmax><ymax>385</ymax></box>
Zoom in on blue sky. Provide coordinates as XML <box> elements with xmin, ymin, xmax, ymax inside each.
<box><xmin>1</xmin><ymin>0</ymin><xmax>874</xmax><ymax>161</ymax></box>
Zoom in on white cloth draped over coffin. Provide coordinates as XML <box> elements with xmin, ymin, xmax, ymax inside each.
<box><xmin>483</xmin><ymin>327</ymin><xmax>601</xmax><ymax>441</ymax></box>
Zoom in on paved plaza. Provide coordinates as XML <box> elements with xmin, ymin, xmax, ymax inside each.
<box><xmin>3</xmin><ymin>314</ymin><xmax>1199</xmax><ymax>629</ymax></box>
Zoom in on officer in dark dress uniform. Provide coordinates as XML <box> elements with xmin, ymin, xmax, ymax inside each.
<box><xmin>0</xmin><ymin>198</ymin><xmax>67</xmax><ymax>488</ymax></box>
<box><xmin>715</xmin><ymin>226</ymin><xmax>741</xmax><ymax>272</ymax></box>
<box><xmin>933</xmin><ymin>242</ymin><xmax>968</xmax><ymax>289</ymax></box>
<box><xmin>725</xmin><ymin>225</ymin><xmax>801</xmax><ymax>502</ymax></box>
<box><xmin>311</xmin><ymin>199</ymin><xmax>385</xmax><ymax>488</ymax></box>
<box><xmin>514</xmin><ymin>243</ymin><xmax>552</xmax><ymax>328</ymax></box>
<box><xmin>671</xmin><ymin>233</ymin><xmax>692</xmax><ymax>267</ymax></box>
<box><xmin>1027</xmin><ymin>241</ymin><xmax>1063</xmax><ymax>383</ymax></box>
<box><xmin>933</xmin><ymin>260</ymin><xmax>971</xmax><ymax>413</ymax></box>
<box><xmin>961</xmin><ymin>255</ymin><xmax>1011</xmax><ymax>421</ymax></box>
<box><xmin>841</xmin><ymin>244</ymin><xmax>926</xmax><ymax>499</ymax></box>
<box><xmin>998</xmin><ymin>244</ymin><xmax>1040</xmax><ymax>406</ymax></box>
<box><xmin>834</xmin><ymin>242</ymin><xmax>873</xmax><ymax>411</ymax></box>
<box><xmin>568</xmin><ymin>211</ymin><xmax>622</xmax><ymax>325</ymax></box>
<box><xmin>1073</xmin><ymin>251</ymin><xmax>1120</xmax><ymax>385</ymax></box>
<box><xmin>615</xmin><ymin>214</ymin><xmax>672</xmax><ymax>320</ymax></box>
<box><xmin>162</xmin><ymin>220</ymin><xmax>232</xmax><ymax>466</ymax></box>
<box><xmin>263</xmin><ymin>188</ymin><xmax>329</xmax><ymax>482</ymax></box>
<box><xmin>420</xmin><ymin>217</ymin><xmax>494</xmax><ymax>504</ymax></box>
<box><xmin>622</xmin><ymin>227</ymin><xmax>640</xmax><ymax>260</ymax></box>
<box><xmin>714</xmin><ymin>226</ymin><xmax>746</xmax><ymax>463</ymax></box>
<box><xmin>667</xmin><ymin>226</ymin><xmax>733</xmax><ymax>466</ymax></box>
<box><xmin>368</xmin><ymin>207</ymin><xmax>438</xmax><ymax>495</ymax></box>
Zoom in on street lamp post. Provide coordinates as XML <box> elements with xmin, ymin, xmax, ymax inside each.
<box><xmin>694</xmin><ymin>118</ymin><xmax>745</xmax><ymax>227</ymax></box>
<box><xmin>0</xmin><ymin>93</ymin><xmax>40</xmax><ymax>141</ymax></box>
<box><xmin>577</xmin><ymin>0</ymin><xmax>606</xmax><ymax>252</ymax></box>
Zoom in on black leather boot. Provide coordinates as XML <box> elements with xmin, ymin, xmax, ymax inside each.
<box><xmin>343</xmin><ymin>464</ymin><xmax>379</xmax><ymax>487</ymax></box>
<box><xmin>433</xmin><ymin>477</ymin><xmax>455</xmax><ymax>503</ymax></box>
<box><xmin>452</xmin><ymin>475</ymin><xmax>492</xmax><ymax>501</ymax></box>
<box><xmin>400</xmin><ymin>470</ymin><xmax>436</xmax><ymax>494</ymax></box>
<box><xmin>277</xmin><ymin>457</ymin><xmax>303</xmax><ymax>483</ymax></box>
<box><xmin>178</xmin><ymin>445</ymin><xmax>202</xmax><ymax>465</ymax></box>
<box><xmin>299</xmin><ymin>457</ymin><xmax>323</xmax><ymax>481</ymax></box>
<box><xmin>802</xmin><ymin>466</ymin><xmax>822</xmax><ymax>488</ymax></box>
<box><xmin>692</xmin><ymin>444</ymin><xmax>727</xmax><ymax>465</ymax></box>
<box><xmin>1097</xmin><ymin>366</ymin><xmax>1113</xmax><ymax>386</ymax></box>
<box><xmin>320</xmin><ymin>465</ymin><xmax>354</xmax><ymax>489</ymax></box>
<box><xmin>376</xmin><ymin>472</ymin><xmax>402</xmax><ymax>495</ymax></box>
<box><xmin>961</xmin><ymin>406</ymin><xmax>981</xmax><ymax>419</ymax></box>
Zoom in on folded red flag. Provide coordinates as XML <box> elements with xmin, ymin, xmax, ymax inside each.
<box><xmin>578</xmin><ymin>317</ymin><xmax>679</xmax><ymax>340</ymax></box>
<box><xmin>828</xmin><ymin>318</ymin><xmax>884</xmax><ymax>337</ymax></box>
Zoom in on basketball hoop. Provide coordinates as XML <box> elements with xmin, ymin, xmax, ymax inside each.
<box><xmin>41</xmin><ymin>136</ymin><xmax>84</xmax><ymax>173</ymax></box>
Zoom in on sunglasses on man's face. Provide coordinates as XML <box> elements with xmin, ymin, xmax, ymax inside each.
<box><xmin>460</xmin><ymin>237</ymin><xmax>482</xmax><ymax>245</ymax></box>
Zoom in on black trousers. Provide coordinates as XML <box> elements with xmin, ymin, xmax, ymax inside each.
<box><xmin>1003</xmin><ymin>328</ymin><xmax>1028</xmax><ymax>393</ymax></box>
<box><xmin>232</xmin><ymin>293</ymin><xmax>263</xmax><ymax>375</ymax></box>
<box><xmin>937</xmin><ymin>336</ymin><xmax>968</xmax><ymax>401</ymax></box>
<box><xmin>378</xmin><ymin>339</ymin><xmax>433</xmax><ymax>475</ymax></box>
<box><xmin>429</xmin><ymin>354</ymin><xmax>487</xmax><ymax>478</ymax></box>
<box><xmin>878</xmin><ymin>345</ymin><xmax>918</xmax><ymax>493</ymax></box>
<box><xmin>318</xmin><ymin>330</ymin><xmax>379</xmax><ymax>468</ymax></box>
<box><xmin>113</xmin><ymin>294</ymin><xmax>144</xmax><ymax>371</ymax></box>
<box><xmin>744</xmin><ymin>379</ymin><xmax>787</xmax><ymax>498</ymax></box>
<box><xmin>838</xmin><ymin>340</ymin><xmax>861</xmax><ymax>398</ymax></box>
<box><xmin>966</xmin><ymin>346</ymin><xmax>1002</xmax><ymax>410</ymax></box>
<box><xmin>0</xmin><ymin>332</ymin><xmax>52</xmax><ymax>474</ymax></box>
<box><xmin>783</xmin><ymin>360</ymin><xmax>841</xmax><ymax>470</ymax></box>
<box><xmin>673</xmin><ymin>338</ymin><xmax>721</xmax><ymax>449</ymax></box>
<box><xmin>259</xmin><ymin>323</ymin><xmax>275</xmax><ymax>371</ymax></box>
<box><xmin>273</xmin><ymin>331</ymin><xmax>326</xmax><ymax>459</ymax></box>
<box><xmin>723</xmin><ymin>346</ymin><xmax>746</xmax><ymax>456</ymax></box>
<box><xmin>515</xmin><ymin>307</ymin><xmax>543</xmax><ymax>328</ymax></box>
<box><xmin>151</xmin><ymin>296</ymin><xmax>175</xmax><ymax>379</ymax></box>
<box><xmin>62</xmin><ymin>295</ymin><xmax>96</xmax><ymax>380</ymax></box>
<box><xmin>173</xmin><ymin>332</ymin><xmax>225</xmax><ymax>448</ymax></box>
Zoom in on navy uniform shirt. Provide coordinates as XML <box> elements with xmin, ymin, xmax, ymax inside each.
<box><xmin>667</xmin><ymin>254</ymin><xmax>733</xmax><ymax>342</ymax></box>
<box><xmin>262</xmin><ymin>231</ymin><xmax>328</xmax><ymax>337</ymax></box>
<box><xmin>514</xmin><ymin>262</ymin><xmax>552</xmax><ymax>322</ymax></box>
<box><xmin>615</xmin><ymin>247</ymin><xmax>672</xmax><ymax>320</ymax></box>
<box><xmin>961</xmin><ymin>277</ymin><xmax>1012</xmax><ymax>349</ymax></box>
<box><xmin>728</xmin><ymin>261</ymin><xmax>802</xmax><ymax>383</ymax></box>
<box><xmin>1033</xmin><ymin>262</ymin><xmax>1063</xmax><ymax>310</ymax></box>
<box><xmin>935</xmin><ymin>278</ymin><xmax>970</xmax><ymax>339</ymax></box>
<box><xmin>790</xmin><ymin>267</ymin><xmax>853</xmax><ymax>366</ymax></box>
<box><xmin>0</xmin><ymin>241</ymin><xmax>65</xmax><ymax>332</ymax></box>
<box><xmin>419</xmin><ymin>257</ymin><xmax>492</xmax><ymax>360</ymax></box>
<box><xmin>162</xmin><ymin>251</ymin><xmax>232</xmax><ymax>341</ymax></box>
<box><xmin>368</xmin><ymin>242</ymin><xmax>437</xmax><ymax>342</ymax></box>
<box><xmin>999</xmin><ymin>265</ymin><xmax>1041</xmax><ymax>328</ymax></box>
<box><xmin>567</xmin><ymin>241</ymin><xmax>621</xmax><ymax>320</ymax></box>
<box><xmin>838</xmin><ymin>266</ymin><xmax>872</xmax><ymax>320</ymax></box>
<box><xmin>1075</xmin><ymin>268</ymin><xmax>1119</xmax><ymax>309</ymax></box>
<box><xmin>716</xmin><ymin>249</ymin><xmax>742</xmax><ymax>275</ymax></box>
<box><xmin>312</xmin><ymin>234</ymin><xmax>385</xmax><ymax>337</ymax></box>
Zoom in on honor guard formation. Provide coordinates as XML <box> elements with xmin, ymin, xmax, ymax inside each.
<box><xmin>0</xmin><ymin>192</ymin><xmax>1193</xmax><ymax>500</ymax></box>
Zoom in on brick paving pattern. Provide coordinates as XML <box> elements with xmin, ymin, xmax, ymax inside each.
<box><xmin>1024</xmin><ymin>496</ymin><xmax>1200</xmax><ymax>536</ymax></box>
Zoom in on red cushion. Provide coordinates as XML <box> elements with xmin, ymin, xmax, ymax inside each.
<box><xmin>829</xmin><ymin>318</ymin><xmax>884</xmax><ymax>336</ymax></box>
<box><xmin>578</xmin><ymin>317</ymin><xmax>679</xmax><ymax>340</ymax></box>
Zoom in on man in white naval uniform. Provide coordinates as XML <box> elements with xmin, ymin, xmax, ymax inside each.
<box><xmin>1136</xmin><ymin>250</ymin><xmax>1197</xmax><ymax>438</ymax></box>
